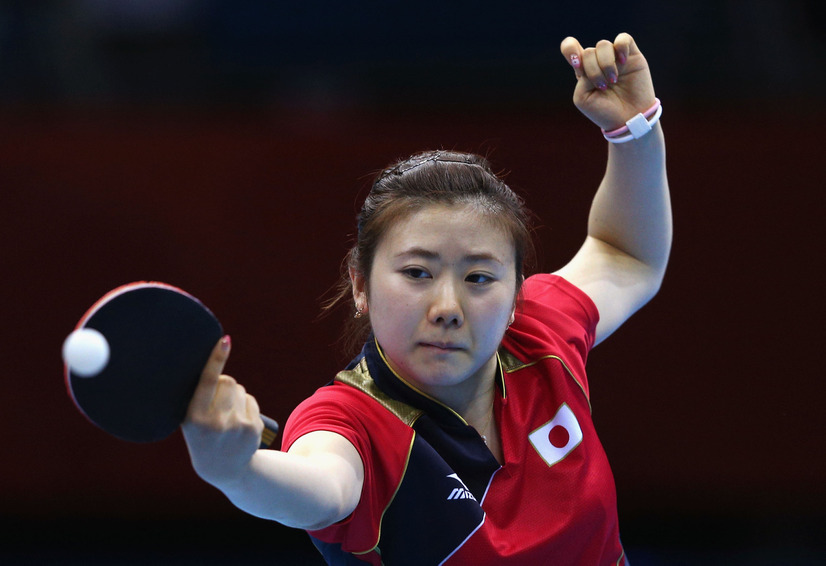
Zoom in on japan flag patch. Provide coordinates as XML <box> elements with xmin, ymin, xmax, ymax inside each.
<box><xmin>528</xmin><ymin>403</ymin><xmax>583</xmax><ymax>467</ymax></box>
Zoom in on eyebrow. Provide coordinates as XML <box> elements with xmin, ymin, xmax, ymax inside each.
<box><xmin>395</xmin><ymin>247</ymin><xmax>504</xmax><ymax>265</ymax></box>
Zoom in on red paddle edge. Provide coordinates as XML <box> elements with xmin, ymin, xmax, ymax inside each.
<box><xmin>63</xmin><ymin>281</ymin><xmax>215</xmax><ymax>427</ymax></box>
<box><xmin>63</xmin><ymin>281</ymin><xmax>279</xmax><ymax>447</ymax></box>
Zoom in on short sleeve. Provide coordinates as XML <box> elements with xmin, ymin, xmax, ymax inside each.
<box><xmin>502</xmin><ymin>274</ymin><xmax>599</xmax><ymax>397</ymax></box>
<box><xmin>281</xmin><ymin>382</ymin><xmax>414</xmax><ymax>554</ymax></box>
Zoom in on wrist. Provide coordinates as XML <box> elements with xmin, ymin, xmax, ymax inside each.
<box><xmin>602</xmin><ymin>98</ymin><xmax>662</xmax><ymax>144</ymax></box>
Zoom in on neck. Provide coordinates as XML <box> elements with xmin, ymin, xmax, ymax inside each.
<box><xmin>459</xmin><ymin>380</ymin><xmax>496</xmax><ymax>428</ymax></box>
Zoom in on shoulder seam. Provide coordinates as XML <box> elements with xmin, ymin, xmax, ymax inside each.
<box><xmin>334</xmin><ymin>358</ymin><xmax>424</xmax><ymax>426</ymax></box>
<box><xmin>499</xmin><ymin>348</ymin><xmax>592</xmax><ymax>414</ymax></box>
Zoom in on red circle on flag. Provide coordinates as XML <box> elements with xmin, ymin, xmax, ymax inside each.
<box><xmin>548</xmin><ymin>425</ymin><xmax>570</xmax><ymax>448</ymax></box>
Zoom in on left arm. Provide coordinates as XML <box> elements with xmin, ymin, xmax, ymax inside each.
<box><xmin>554</xmin><ymin>33</ymin><xmax>672</xmax><ymax>346</ymax></box>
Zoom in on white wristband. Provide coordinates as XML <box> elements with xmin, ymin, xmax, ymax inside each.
<box><xmin>602</xmin><ymin>100</ymin><xmax>662</xmax><ymax>144</ymax></box>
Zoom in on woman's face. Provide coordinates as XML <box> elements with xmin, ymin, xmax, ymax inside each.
<box><xmin>353</xmin><ymin>203</ymin><xmax>517</xmax><ymax>399</ymax></box>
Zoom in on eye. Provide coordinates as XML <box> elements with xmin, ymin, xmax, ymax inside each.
<box><xmin>402</xmin><ymin>267</ymin><xmax>431</xmax><ymax>279</ymax></box>
<box><xmin>466</xmin><ymin>273</ymin><xmax>494</xmax><ymax>284</ymax></box>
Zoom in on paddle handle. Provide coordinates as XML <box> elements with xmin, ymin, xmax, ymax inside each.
<box><xmin>259</xmin><ymin>414</ymin><xmax>280</xmax><ymax>448</ymax></box>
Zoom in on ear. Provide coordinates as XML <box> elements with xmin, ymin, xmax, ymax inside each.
<box><xmin>509</xmin><ymin>276</ymin><xmax>523</xmax><ymax>326</ymax></box>
<box><xmin>349</xmin><ymin>266</ymin><xmax>368</xmax><ymax>314</ymax></box>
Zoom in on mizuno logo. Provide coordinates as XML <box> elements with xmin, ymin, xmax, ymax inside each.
<box><xmin>445</xmin><ymin>473</ymin><xmax>476</xmax><ymax>501</ymax></box>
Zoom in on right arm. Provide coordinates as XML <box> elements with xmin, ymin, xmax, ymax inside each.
<box><xmin>182</xmin><ymin>337</ymin><xmax>364</xmax><ymax>530</ymax></box>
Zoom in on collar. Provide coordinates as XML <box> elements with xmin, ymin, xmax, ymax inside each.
<box><xmin>359</xmin><ymin>337</ymin><xmax>506</xmax><ymax>429</ymax></box>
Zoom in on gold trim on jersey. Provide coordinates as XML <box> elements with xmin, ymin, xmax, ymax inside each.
<box><xmin>497</xmin><ymin>348</ymin><xmax>592</xmax><ymax>414</ymax></box>
<box><xmin>334</xmin><ymin>356</ymin><xmax>425</xmax><ymax>427</ymax></box>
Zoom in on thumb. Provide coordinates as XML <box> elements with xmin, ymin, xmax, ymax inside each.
<box><xmin>613</xmin><ymin>32</ymin><xmax>640</xmax><ymax>66</ymax></box>
<box><xmin>188</xmin><ymin>335</ymin><xmax>231</xmax><ymax>414</ymax></box>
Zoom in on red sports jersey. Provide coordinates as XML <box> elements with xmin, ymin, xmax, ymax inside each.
<box><xmin>282</xmin><ymin>274</ymin><xmax>627</xmax><ymax>565</ymax></box>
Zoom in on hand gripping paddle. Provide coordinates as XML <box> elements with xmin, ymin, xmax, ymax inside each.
<box><xmin>63</xmin><ymin>282</ymin><xmax>279</xmax><ymax>448</ymax></box>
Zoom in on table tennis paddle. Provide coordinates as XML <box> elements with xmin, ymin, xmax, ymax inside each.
<box><xmin>63</xmin><ymin>281</ymin><xmax>279</xmax><ymax>448</ymax></box>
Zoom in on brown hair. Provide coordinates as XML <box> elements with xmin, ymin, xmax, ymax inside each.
<box><xmin>323</xmin><ymin>149</ymin><xmax>536</xmax><ymax>354</ymax></box>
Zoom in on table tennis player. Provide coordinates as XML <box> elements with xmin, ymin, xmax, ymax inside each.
<box><xmin>183</xmin><ymin>32</ymin><xmax>671</xmax><ymax>565</ymax></box>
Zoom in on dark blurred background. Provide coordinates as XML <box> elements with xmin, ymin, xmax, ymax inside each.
<box><xmin>2</xmin><ymin>1</ymin><xmax>824</xmax><ymax>564</ymax></box>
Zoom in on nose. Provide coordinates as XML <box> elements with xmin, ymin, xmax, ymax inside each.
<box><xmin>428</xmin><ymin>278</ymin><xmax>464</xmax><ymax>327</ymax></box>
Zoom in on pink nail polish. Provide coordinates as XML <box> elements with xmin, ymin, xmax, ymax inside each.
<box><xmin>570</xmin><ymin>54</ymin><xmax>581</xmax><ymax>68</ymax></box>
<box><xmin>221</xmin><ymin>335</ymin><xmax>231</xmax><ymax>351</ymax></box>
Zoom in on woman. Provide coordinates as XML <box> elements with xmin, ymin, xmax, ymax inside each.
<box><xmin>183</xmin><ymin>32</ymin><xmax>671</xmax><ymax>565</ymax></box>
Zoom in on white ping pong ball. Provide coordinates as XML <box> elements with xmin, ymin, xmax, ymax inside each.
<box><xmin>62</xmin><ymin>328</ymin><xmax>110</xmax><ymax>377</ymax></box>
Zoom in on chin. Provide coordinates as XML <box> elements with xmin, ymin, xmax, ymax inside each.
<box><xmin>414</xmin><ymin>363</ymin><xmax>474</xmax><ymax>388</ymax></box>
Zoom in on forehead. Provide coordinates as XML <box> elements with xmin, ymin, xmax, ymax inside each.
<box><xmin>377</xmin><ymin>203</ymin><xmax>515</xmax><ymax>261</ymax></box>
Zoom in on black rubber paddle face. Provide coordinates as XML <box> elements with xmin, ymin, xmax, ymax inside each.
<box><xmin>66</xmin><ymin>283</ymin><xmax>222</xmax><ymax>443</ymax></box>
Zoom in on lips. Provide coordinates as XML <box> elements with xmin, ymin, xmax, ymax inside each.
<box><xmin>420</xmin><ymin>342</ymin><xmax>463</xmax><ymax>351</ymax></box>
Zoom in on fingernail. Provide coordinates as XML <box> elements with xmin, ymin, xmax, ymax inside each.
<box><xmin>569</xmin><ymin>53</ymin><xmax>581</xmax><ymax>68</ymax></box>
<box><xmin>607</xmin><ymin>71</ymin><xmax>618</xmax><ymax>84</ymax></box>
<box><xmin>618</xmin><ymin>52</ymin><xmax>627</xmax><ymax>65</ymax></box>
<box><xmin>596</xmin><ymin>81</ymin><xmax>607</xmax><ymax>91</ymax></box>
<box><xmin>221</xmin><ymin>335</ymin><xmax>231</xmax><ymax>352</ymax></box>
